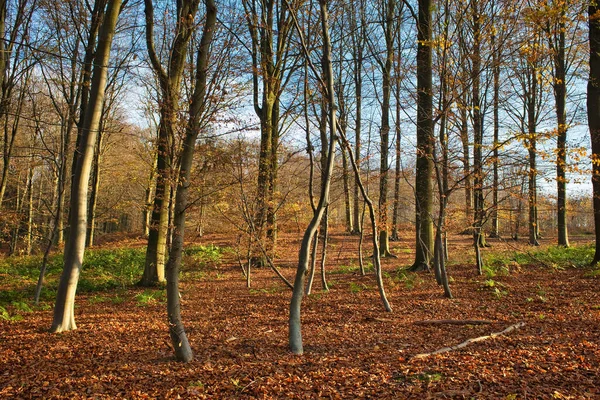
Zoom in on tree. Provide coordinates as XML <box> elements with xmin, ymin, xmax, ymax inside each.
<box><xmin>140</xmin><ymin>0</ymin><xmax>202</xmax><ymax>286</ymax></box>
<box><xmin>350</xmin><ymin>0</ymin><xmax>366</xmax><ymax>235</ymax></box>
<box><xmin>242</xmin><ymin>0</ymin><xmax>297</xmax><ymax>258</ymax></box>
<box><xmin>165</xmin><ymin>0</ymin><xmax>217</xmax><ymax>363</ymax></box>
<box><xmin>534</xmin><ymin>0</ymin><xmax>586</xmax><ymax>247</ymax></box>
<box><xmin>411</xmin><ymin>0</ymin><xmax>434</xmax><ymax>271</ymax></box>
<box><xmin>375</xmin><ymin>0</ymin><xmax>397</xmax><ymax>257</ymax></box>
<box><xmin>51</xmin><ymin>0</ymin><xmax>122</xmax><ymax>333</ymax></box>
<box><xmin>588</xmin><ymin>3</ymin><xmax>600</xmax><ymax>264</ymax></box>
<box><xmin>289</xmin><ymin>0</ymin><xmax>338</xmax><ymax>355</ymax></box>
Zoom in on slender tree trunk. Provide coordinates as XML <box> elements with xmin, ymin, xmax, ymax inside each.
<box><xmin>378</xmin><ymin>0</ymin><xmax>395</xmax><ymax>257</ymax></box>
<box><xmin>341</xmin><ymin>145</ymin><xmax>353</xmax><ymax>233</ymax></box>
<box><xmin>471</xmin><ymin>0</ymin><xmax>486</xmax><ymax>250</ymax></box>
<box><xmin>87</xmin><ymin>124</ymin><xmax>104</xmax><ymax>247</ymax></box>
<box><xmin>528</xmin><ymin>64</ymin><xmax>540</xmax><ymax>246</ymax></box>
<box><xmin>319</xmin><ymin>207</ymin><xmax>329</xmax><ymax>291</ymax></box>
<box><xmin>143</xmin><ymin>151</ymin><xmax>157</xmax><ymax>237</ymax></box>
<box><xmin>305</xmin><ymin>233</ymin><xmax>318</xmax><ymax>295</ymax></box>
<box><xmin>351</xmin><ymin>1</ymin><xmax>365</xmax><ymax>235</ymax></box>
<box><xmin>460</xmin><ymin>98</ymin><xmax>472</xmax><ymax>224</ymax></box>
<box><xmin>9</xmin><ymin>171</ymin><xmax>23</xmax><ymax>256</ymax></box>
<box><xmin>290</xmin><ymin>0</ymin><xmax>338</xmax><ymax>354</ymax></box>
<box><xmin>51</xmin><ymin>0</ymin><xmax>122</xmax><ymax>333</ymax></box>
<box><xmin>589</xmin><ymin>4</ymin><xmax>600</xmax><ymax>264</ymax></box>
<box><xmin>491</xmin><ymin>32</ymin><xmax>500</xmax><ymax>238</ymax></box>
<box><xmin>553</xmin><ymin>6</ymin><xmax>569</xmax><ymax>247</ymax></box>
<box><xmin>165</xmin><ymin>0</ymin><xmax>217</xmax><ymax>362</ymax></box>
<box><xmin>26</xmin><ymin>163</ymin><xmax>34</xmax><ymax>255</ymax></box>
<box><xmin>391</xmin><ymin>64</ymin><xmax>402</xmax><ymax>241</ymax></box>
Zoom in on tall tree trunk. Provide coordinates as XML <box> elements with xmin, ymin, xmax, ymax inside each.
<box><xmin>165</xmin><ymin>0</ymin><xmax>217</xmax><ymax>362</ymax></box>
<box><xmin>589</xmin><ymin>4</ymin><xmax>600</xmax><ymax>264</ymax></box>
<box><xmin>378</xmin><ymin>0</ymin><xmax>395</xmax><ymax>257</ymax></box>
<box><xmin>459</xmin><ymin>95</ymin><xmax>472</xmax><ymax>224</ymax></box>
<box><xmin>491</xmin><ymin>32</ymin><xmax>500</xmax><ymax>238</ymax></box>
<box><xmin>411</xmin><ymin>0</ymin><xmax>434</xmax><ymax>271</ymax></box>
<box><xmin>527</xmin><ymin>63</ymin><xmax>539</xmax><ymax>247</ymax></box>
<box><xmin>290</xmin><ymin>0</ymin><xmax>338</xmax><ymax>354</ymax></box>
<box><xmin>51</xmin><ymin>0</ymin><xmax>122</xmax><ymax>333</ymax></box>
<box><xmin>351</xmin><ymin>0</ymin><xmax>365</xmax><ymax>235</ymax></box>
<box><xmin>553</xmin><ymin>5</ymin><xmax>569</xmax><ymax>247</ymax></box>
<box><xmin>471</xmin><ymin>0</ymin><xmax>486</xmax><ymax>250</ymax></box>
<box><xmin>140</xmin><ymin>0</ymin><xmax>201</xmax><ymax>286</ymax></box>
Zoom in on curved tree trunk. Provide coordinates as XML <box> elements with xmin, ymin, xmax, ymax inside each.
<box><xmin>51</xmin><ymin>0</ymin><xmax>122</xmax><ymax>333</ymax></box>
<box><xmin>164</xmin><ymin>0</ymin><xmax>217</xmax><ymax>362</ymax></box>
<box><xmin>290</xmin><ymin>0</ymin><xmax>338</xmax><ymax>354</ymax></box>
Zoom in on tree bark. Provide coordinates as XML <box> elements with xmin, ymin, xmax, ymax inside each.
<box><xmin>165</xmin><ymin>0</ymin><xmax>217</xmax><ymax>362</ymax></box>
<box><xmin>552</xmin><ymin>4</ymin><xmax>569</xmax><ymax>247</ymax></box>
<box><xmin>491</xmin><ymin>31</ymin><xmax>500</xmax><ymax>238</ymax></box>
<box><xmin>471</xmin><ymin>0</ymin><xmax>486</xmax><ymax>251</ymax></box>
<box><xmin>140</xmin><ymin>0</ymin><xmax>201</xmax><ymax>286</ymax></box>
<box><xmin>290</xmin><ymin>0</ymin><xmax>338</xmax><ymax>354</ymax></box>
<box><xmin>411</xmin><ymin>0</ymin><xmax>434</xmax><ymax>271</ymax></box>
<box><xmin>51</xmin><ymin>0</ymin><xmax>122</xmax><ymax>333</ymax></box>
<box><xmin>86</xmin><ymin>121</ymin><xmax>104</xmax><ymax>247</ymax></box>
<box><xmin>588</xmin><ymin>4</ymin><xmax>600</xmax><ymax>264</ymax></box>
<box><xmin>378</xmin><ymin>0</ymin><xmax>395</xmax><ymax>257</ymax></box>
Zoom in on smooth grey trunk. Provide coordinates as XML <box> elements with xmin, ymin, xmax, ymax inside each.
<box><xmin>290</xmin><ymin>0</ymin><xmax>338</xmax><ymax>355</ymax></box>
<box><xmin>51</xmin><ymin>0</ymin><xmax>122</xmax><ymax>333</ymax></box>
<box><xmin>377</xmin><ymin>0</ymin><xmax>395</xmax><ymax>257</ymax></box>
<box><xmin>87</xmin><ymin>124</ymin><xmax>104</xmax><ymax>247</ymax></box>
<box><xmin>305</xmin><ymin>234</ymin><xmax>318</xmax><ymax>295</ymax></box>
<box><xmin>351</xmin><ymin>0</ymin><xmax>365</xmax><ymax>235</ymax></box>
<box><xmin>358</xmin><ymin>202</ymin><xmax>366</xmax><ymax>275</ymax></box>
<box><xmin>341</xmin><ymin>146</ymin><xmax>353</xmax><ymax>233</ymax></box>
<box><xmin>164</xmin><ymin>0</ymin><xmax>217</xmax><ymax>362</ymax></box>
<box><xmin>319</xmin><ymin>208</ymin><xmax>329</xmax><ymax>291</ymax></box>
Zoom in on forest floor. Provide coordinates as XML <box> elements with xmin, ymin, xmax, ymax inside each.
<box><xmin>1</xmin><ymin>229</ymin><xmax>600</xmax><ymax>399</ymax></box>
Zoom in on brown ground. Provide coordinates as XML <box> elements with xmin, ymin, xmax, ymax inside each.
<box><xmin>1</xmin><ymin>230</ymin><xmax>599</xmax><ymax>399</ymax></box>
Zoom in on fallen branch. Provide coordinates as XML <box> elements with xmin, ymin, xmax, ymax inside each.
<box><xmin>411</xmin><ymin>322</ymin><xmax>525</xmax><ymax>360</ymax></box>
<box><xmin>414</xmin><ymin>319</ymin><xmax>493</xmax><ymax>326</ymax></box>
<box><xmin>365</xmin><ymin>316</ymin><xmax>394</xmax><ymax>323</ymax></box>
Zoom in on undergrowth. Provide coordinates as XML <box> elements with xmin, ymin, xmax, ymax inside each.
<box><xmin>0</xmin><ymin>244</ymin><xmax>226</xmax><ymax>314</ymax></box>
<box><xmin>485</xmin><ymin>243</ymin><xmax>594</xmax><ymax>271</ymax></box>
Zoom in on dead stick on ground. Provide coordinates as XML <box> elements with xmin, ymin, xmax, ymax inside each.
<box><xmin>414</xmin><ymin>319</ymin><xmax>493</xmax><ymax>326</ymax></box>
<box><xmin>411</xmin><ymin>322</ymin><xmax>525</xmax><ymax>360</ymax></box>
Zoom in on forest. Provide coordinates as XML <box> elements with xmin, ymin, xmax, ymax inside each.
<box><xmin>1</xmin><ymin>0</ymin><xmax>600</xmax><ymax>398</ymax></box>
